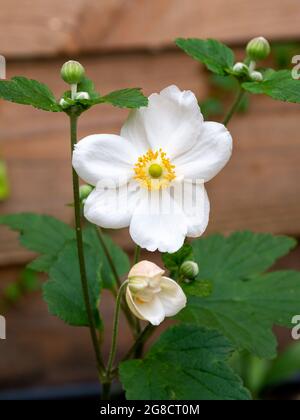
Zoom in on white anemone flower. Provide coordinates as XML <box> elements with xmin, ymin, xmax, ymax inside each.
<box><xmin>73</xmin><ymin>85</ymin><xmax>232</xmax><ymax>253</ymax></box>
<box><xmin>125</xmin><ymin>260</ymin><xmax>187</xmax><ymax>326</ymax></box>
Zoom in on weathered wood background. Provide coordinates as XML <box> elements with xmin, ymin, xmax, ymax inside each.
<box><xmin>0</xmin><ymin>0</ymin><xmax>300</xmax><ymax>391</ymax></box>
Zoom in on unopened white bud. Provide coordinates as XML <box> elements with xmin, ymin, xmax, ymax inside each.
<box><xmin>180</xmin><ymin>261</ymin><xmax>199</xmax><ymax>280</ymax></box>
<box><xmin>250</xmin><ymin>71</ymin><xmax>263</xmax><ymax>82</ymax></box>
<box><xmin>59</xmin><ymin>98</ymin><xmax>72</xmax><ymax>109</ymax></box>
<box><xmin>75</xmin><ymin>91</ymin><xmax>90</xmax><ymax>100</ymax></box>
<box><xmin>232</xmin><ymin>62</ymin><xmax>248</xmax><ymax>75</ymax></box>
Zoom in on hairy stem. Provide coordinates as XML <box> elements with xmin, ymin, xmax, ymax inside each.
<box><xmin>69</xmin><ymin>112</ymin><xmax>105</xmax><ymax>379</ymax></box>
<box><xmin>106</xmin><ymin>281</ymin><xmax>129</xmax><ymax>386</ymax></box>
<box><xmin>95</xmin><ymin>227</ymin><xmax>138</xmax><ymax>334</ymax></box>
<box><xmin>223</xmin><ymin>88</ymin><xmax>246</xmax><ymax>126</ymax></box>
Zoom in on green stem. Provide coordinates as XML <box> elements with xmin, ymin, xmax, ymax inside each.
<box><xmin>69</xmin><ymin>112</ymin><xmax>105</xmax><ymax>379</ymax></box>
<box><xmin>106</xmin><ymin>281</ymin><xmax>129</xmax><ymax>378</ymax></box>
<box><xmin>134</xmin><ymin>245</ymin><xmax>141</xmax><ymax>265</ymax></box>
<box><xmin>96</xmin><ymin>227</ymin><xmax>121</xmax><ymax>287</ymax></box>
<box><xmin>95</xmin><ymin>226</ymin><xmax>137</xmax><ymax>334</ymax></box>
<box><xmin>222</xmin><ymin>87</ymin><xmax>245</xmax><ymax>126</ymax></box>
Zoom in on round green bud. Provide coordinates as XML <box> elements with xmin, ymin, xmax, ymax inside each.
<box><xmin>250</xmin><ymin>71</ymin><xmax>263</xmax><ymax>82</ymax></box>
<box><xmin>79</xmin><ymin>184</ymin><xmax>93</xmax><ymax>201</ymax></box>
<box><xmin>232</xmin><ymin>62</ymin><xmax>249</xmax><ymax>76</ymax></box>
<box><xmin>75</xmin><ymin>91</ymin><xmax>90</xmax><ymax>100</ymax></box>
<box><xmin>149</xmin><ymin>163</ymin><xmax>163</xmax><ymax>178</ymax></box>
<box><xmin>246</xmin><ymin>37</ymin><xmax>271</xmax><ymax>61</ymax></box>
<box><xmin>180</xmin><ymin>261</ymin><xmax>199</xmax><ymax>280</ymax></box>
<box><xmin>61</xmin><ymin>60</ymin><xmax>85</xmax><ymax>85</ymax></box>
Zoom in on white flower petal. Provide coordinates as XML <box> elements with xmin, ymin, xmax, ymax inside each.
<box><xmin>129</xmin><ymin>189</ymin><xmax>187</xmax><ymax>253</ymax></box>
<box><xmin>72</xmin><ymin>134</ymin><xmax>138</xmax><ymax>186</ymax></box>
<box><xmin>120</xmin><ymin>109</ymin><xmax>149</xmax><ymax>155</ymax></box>
<box><xmin>84</xmin><ymin>182</ymin><xmax>141</xmax><ymax>229</ymax></box>
<box><xmin>174</xmin><ymin>121</ymin><xmax>232</xmax><ymax>182</ymax></box>
<box><xmin>122</xmin><ymin>85</ymin><xmax>203</xmax><ymax>159</ymax></box>
<box><xmin>158</xmin><ymin>277</ymin><xmax>187</xmax><ymax>317</ymax></box>
<box><xmin>126</xmin><ymin>287</ymin><xmax>165</xmax><ymax>325</ymax></box>
<box><xmin>128</xmin><ymin>260</ymin><xmax>165</xmax><ymax>280</ymax></box>
<box><xmin>173</xmin><ymin>181</ymin><xmax>210</xmax><ymax>238</ymax></box>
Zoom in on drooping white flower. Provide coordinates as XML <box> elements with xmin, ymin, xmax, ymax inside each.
<box><xmin>73</xmin><ymin>85</ymin><xmax>232</xmax><ymax>253</ymax></box>
<box><xmin>125</xmin><ymin>260</ymin><xmax>186</xmax><ymax>326</ymax></box>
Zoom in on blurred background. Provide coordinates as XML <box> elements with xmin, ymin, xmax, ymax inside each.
<box><xmin>1</xmin><ymin>0</ymin><xmax>300</xmax><ymax>400</ymax></box>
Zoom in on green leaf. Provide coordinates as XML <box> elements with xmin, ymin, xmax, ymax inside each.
<box><xmin>177</xmin><ymin>232</ymin><xmax>298</xmax><ymax>358</ymax></box>
<box><xmin>0</xmin><ymin>77</ymin><xmax>61</xmax><ymax>111</ymax></box>
<box><xmin>119</xmin><ymin>325</ymin><xmax>251</xmax><ymax>400</ymax></box>
<box><xmin>162</xmin><ymin>243</ymin><xmax>193</xmax><ymax>278</ymax></box>
<box><xmin>0</xmin><ymin>213</ymin><xmax>75</xmax><ymax>272</ymax></box>
<box><xmin>77</xmin><ymin>77</ymin><xmax>99</xmax><ymax>99</ymax></box>
<box><xmin>242</xmin><ymin>70</ymin><xmax>300</xmax><ymax>103</ymax></box>
<box><xmin>264</xmin><ymin>341</ymin><xmax>300</xmax><ymax>387</ymax></box>
<box><xmin>83</xmin><ymin>226</ymin><xmax>130</xmax><ymax>289</ymax></box>
<box><xmin>176</xmin><ymin>38</ymin><xmax>235</xmax><ymax>75</ymax></box>
<box><xmin>0</xmin><ymin>159</ymin><xmax>9</xmax><ymax>200</ymax></box>
<box><xmin>43</xmin><ymin>240</ymin><xmax>102</xmax><ymax>327</ymax></box>
<box><xmin>96</xmin><ymin>88</ymin><xmax>148</xmax><ymax>108</ymax></box>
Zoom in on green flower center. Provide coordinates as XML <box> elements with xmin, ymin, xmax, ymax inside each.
<box><xmin>148</xmin><ymin>163</ymin><xmax>163</xmax><ymax>178</ymax></box>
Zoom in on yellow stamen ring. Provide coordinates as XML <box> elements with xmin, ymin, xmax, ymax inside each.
<box><xmin>133</xmin><ymin>149</ymin><xmax>176</xmax><ymax>190</ymax></box>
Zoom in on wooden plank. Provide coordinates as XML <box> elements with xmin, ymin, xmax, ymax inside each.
<box><xmin>0</xmin><ymin>0</ymin><xmax>300</xmax><ymax>58</ymax></box>
<box><xmin>0</xmin><ymin>51</ymin><xmax>300</xmax><ymax>267</ymax></box>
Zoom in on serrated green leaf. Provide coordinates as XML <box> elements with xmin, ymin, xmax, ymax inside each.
<box><xmin>162</xmin><ymin>243</ymin><xmax>193</xmax><ymax>278</ymax></box>
<box><xmin>0</xmin><ymin>213</ymin><xmax>75</xmax><ymax>271</ymax></box>
<box><xmin>242</xmin><ymin>70</ymin><xmax>300</xmax><ymax>103</ymax></box>
<box><xmin>0</xmin><ymin>77</ymin><xmax>61</xmax><ymax>111</ymax></box>
<box><xmin>176</xmin><ymin>38</ymin><xmax>235</xmax><ymax>75</ymax></box>
<box><xmin>43</xmin><ymin>240</ymin><xmax>102</xmax><ymax>327</ymax></box>
<box><xmin>96</xmin><ymin>88</ymin><xmax>148</xmax><ymax>108</ymax></box>
<box><xmin>83</xmin><ymin>226</ymin><xmax>130</xmax><ymax>289</ymax></box>
<box><xmin>177</xmin><ymin>232</ymin><xmax>298</xmax><ymax>358</ymax></box>
<box><xmin>120</xmin><ymin>325</ymin><xmax>251</xmax><ymax>400</ymax></box>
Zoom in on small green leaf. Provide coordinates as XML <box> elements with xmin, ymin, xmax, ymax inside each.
<box><xmin>176</xmin><ymin>38</ymin><xmax>235</xmax><ymax>75</ymax></box>
<box><xmin>0</xmin><ymin>213</ymin><xmax>75</xmax><ymax>272</ymax></box>
<box><xmin>0</xmin><ymin>159</ymin><xmax>9</xmax><ymax>200</ymax></box>
<box><xmin>177</xmin><ymin>232</ymin><xmax>298</xmax><ymax>358</ymax></box>
<box><xmin>77</xmin><ymin>77</ymin><xmax>99</xmax><ymax>99</ymax></box>
<box><xmin>97</xmin><ymin>88</ymin><xmax>148</xmax><ymax>108</ymax></box>
<box><xmin>83</xmin><ymin>226</ymin><xmax>130</xmax><ymax>289</ymax></box>
<box><xmin>0</xmin><ymin>77</ymin><xmax>61</xmax><ymax>111</ymax></box>
<box><xmin>120</xmin><ymin>325</ymin><xmax>251</xmax><ymax>400</ymax></box>
<box><xmin>162</xmin><ymin>243</ymin><xmax>193</xmax><ymax>278</ymax></box>
<box><xmin>43</xmin><ymin>240</ymin><xmax>102</xmax><ymax>327</ymax></box>
<box><xmin>242</xmin><ymin>70</ymin><xmax>300</xmax><ymax>103</ymax></box>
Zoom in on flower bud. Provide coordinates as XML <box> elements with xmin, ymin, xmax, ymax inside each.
<box><xmin>59</xmin><ymin>97</ymin><xmax>73</xmax><ymax>109</ymax></box>
<box><xmin>61</xmin><ymin>60</ymin><xmax>85</xmax><ymax>85</ymax></box>
<box><xmin>246</xmin><ymin>37</ymin><xmax>271</xmax><ymax>61</ymax></box>
<box><xmin>79</xmin><ymin>184</ymin><xmax>93</xmax><ymax>201</ymax></box>
<box><xmin>126</xmin><ymin>261</ymin><xmax>186</xmax><ymax>326</ymax></box>
<box><xmin>250</xmin><ymin>71</ymin><xmax>263</xmax><ymax>82</ymax></box>
<box><xmin>75</xmin><ymin>91</ymin><xmax>90</xmax><ymax>100</ymax></box>
<box><xmin>179</xmin><ymin>260</ymin><xmax>199</xmax><ymax>280</ymax></box>
<box><xmin>232</xmin><ymin>62</ymin><xmax>249</xmax><ymax>76</ymax></box>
